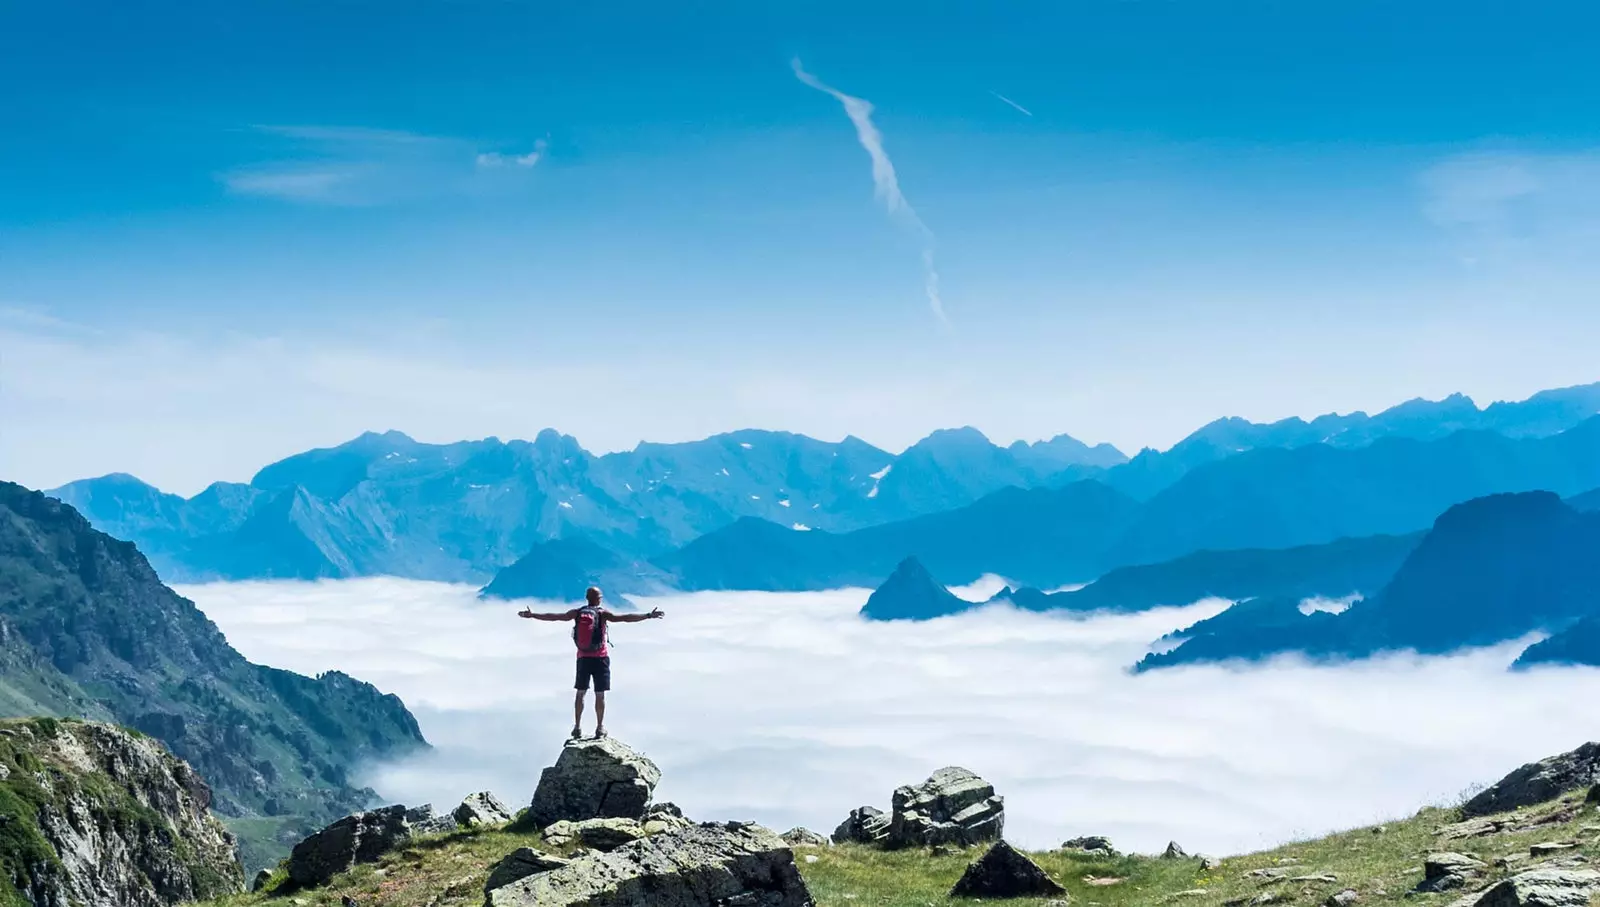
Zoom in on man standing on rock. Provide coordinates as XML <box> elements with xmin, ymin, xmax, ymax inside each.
<box><xmin>518</xmin><ymin>587</ymin><xmax>665</xmax><ymax>740</ymax></box>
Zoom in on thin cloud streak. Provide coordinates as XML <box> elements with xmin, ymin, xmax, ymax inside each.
<box><xmin>990</xmin><ymin>91</ymin><xmax>1034</xmax><ymax>117</ymax></box>
<box><xmin>791</xmin><ymin>58</ymin><xmax>950</xmax><ymax>329</ymax></box>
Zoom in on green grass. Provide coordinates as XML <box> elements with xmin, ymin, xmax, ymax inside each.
<box><xmin>192</xmin><ymin>789</ymin><xmax>1600</xmax><ymax>907</ymax></box>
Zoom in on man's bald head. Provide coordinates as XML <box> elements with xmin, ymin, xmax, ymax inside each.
<box><xmin>586</xmin><ymin>587</ymin><xmax>602</xmax><ymax>605</ymax></box>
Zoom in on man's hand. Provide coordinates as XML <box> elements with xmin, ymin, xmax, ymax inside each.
<box><xmin>649</xmin><ymin>608</ymin><xmax>665</xmax><ymax>619</ymax></box>
<box><xmin>517</xmin><ymin>608</ymin><xmax>534</xmax><ymax>619</ymax></box>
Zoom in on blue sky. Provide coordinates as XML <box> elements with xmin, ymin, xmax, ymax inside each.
<box><xmin>4</xmin><ymin>1</ymin><xmax>1600</xmax><ymax>492</ymax></box>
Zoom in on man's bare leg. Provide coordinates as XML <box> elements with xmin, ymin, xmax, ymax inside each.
<box><xmin>572</xmin><ymin>690</ymin><xmax>586</xmax><ymax>738</ymax></box>
<box><xmin>593</xmin><ymin>692</ymin><xmax>607</xmax><ymax>738</ymax></box>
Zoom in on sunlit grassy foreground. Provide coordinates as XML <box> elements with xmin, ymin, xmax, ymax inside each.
<box><xmin>201</xmin><ymin>791</ymin><xmax>1600</xmax><ymax>907</ymax></box>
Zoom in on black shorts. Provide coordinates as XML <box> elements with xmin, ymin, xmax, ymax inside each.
<box><xmin>575</xmin><ymin>657</ymin><xmax>611</xmax><ymax>692</ymax></box>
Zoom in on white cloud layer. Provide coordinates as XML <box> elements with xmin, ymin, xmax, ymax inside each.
<box><xmin>180</xmin><ymin>578</ymin><xmax>1600</xmax><ymax>856</ymax></box>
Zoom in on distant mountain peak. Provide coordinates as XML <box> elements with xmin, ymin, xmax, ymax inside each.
<box><xmin>859</xmin><ymin>556</ymin><xmax>972</xmax><ymax>621</ymax></box>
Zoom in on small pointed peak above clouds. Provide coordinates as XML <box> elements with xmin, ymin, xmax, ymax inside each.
<box><xmin>861</xmin><ymin>555</ymin><xmax>973</xmax><ymax>621</ymax></box>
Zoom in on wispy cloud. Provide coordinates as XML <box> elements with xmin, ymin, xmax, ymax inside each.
<box><xmin>990</xmin><ymin>90</ymin><xmax>1034</xmax><ymax>117</ymax></box>
<box><xmin>476</xmin><ymin>138</ymin><xmax>549</xmax><ymax>169</ymax></box>
<box><xmin>791</xmin><ymin>59</ymin><xmax>950</xmax><ymax>329</ymax></box>
<box><xmin>221</xmin><ymin>125</ymin><xmax>547</xmax><ymax>206</ymax></box>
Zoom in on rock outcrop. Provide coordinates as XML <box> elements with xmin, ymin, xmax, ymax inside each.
<box><xmin>484</xmin><ymin>847</ymin><xmax>570</xmax><ymax>896</ymax></box>
<box><xmin>486</xmin><ymin>821</ymin><xmax>814</xmax><ymax>907</ymax></box>
<box><xmin>404</xmin><ymin>802</ymin><xmax>458</xmax><ymax>835</ymax></box>
<box><xmin>883</xmin><ymin>767</ymin><xmax>1004</xmax><ymax>848</ymax></box>
<box><xmin>0</xmin><ymin>718</ymin><xmax>243</xmax><ymax>907</ymax></box>
<box><xmin>527</xmin><ymin>737</ymin><xmax>661</xmax><ymax>828</ymax></box>
<box><xmin>949</xmin><ymin>840</ymin><xmax>1067</xmax><ymax>898</ymax></box>
<box><xmin>831</xmin><ymin>806</ymin><xmax>888</xmax><ymax>844</ymax></box>
<box><xmin>454</xmin><ymin>790</ymin><xmax>513</xmax><ymax>827</ymax></box>
<box><xmin>1162</xmin><ymin>841</ymin><xmax>1189</xmax><ymax>859</ymax></box>
<box><xmin>1472</xmin><ymin>868</ymin><xmax>1600</xmax><ymax>907</ymax></box>
<box><xmin>287</xmin><ymin>805</ymin><xmax>412</xmax><ymax>887</ymax></box>
<box><xmin>1462</xmin><ymin>743</ymin><xmax>1600</xmax><ymax>818</ymax></box>
<box><xmin>542</xmin><ymin>817</ymin><xmax>649</xmax><ymax>851</ymax></box>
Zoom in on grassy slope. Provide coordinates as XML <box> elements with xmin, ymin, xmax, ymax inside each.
<box><xmin>198</xmin><ymin>789</ymin><xmax>1600</xmax><ymax>907</ymax></box>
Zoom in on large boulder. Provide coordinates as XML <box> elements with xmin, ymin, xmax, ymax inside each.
<box><xmin>1062</xmin><ymin>835</ymin><xmax>1115</xmax><ymax>855</ymax></box>
<box><xmin>287</xmin><ymin>805</ymin><xmax>412</xmax><ymax>887</ymax></box>
<box><xmin>831</xmin><ymin>806</ymin><xmax>888</xmax><ymax>844</ymax></box>
<box><xmin>781</xmin><ymin>827</ymin><xmax>830</xmax><ymax>847</ymax></box>
<box><xmin>1472</xmin><ymin>869</ymin><xmax>1600</xmax><ymax>907</ymax></box>
<box><xmin>486</xmin><ymin>821</ymin><xmax>814</xmax><ymax>907</ymax></box>
<box><xmin>884</xmin><ymin>766</ymin><xmax>1004</xmax><ymax>848</ymax></box>
<box><xmin>949</xmin><ymin>840</ymin><xmax>1066</xmax><ymax>898</ymax></box>
<box><xmin>1462</xmin><ymin>743</ymin><xmax>1600</xmax><ymax>818</ymax></box>
<box><xmin>405</xmin><ymin>803</ymin><xmax>458</xmax><ymax>835</ymax></box>
<box><xmin>527</xmin><ymin>737</ymin><xmax>662</xmax><ymax>828</ymax></box>
<box><xmin>454</xmin><ymin>791</ymin><xmax>514</xmax><ymax>827</ymax></box>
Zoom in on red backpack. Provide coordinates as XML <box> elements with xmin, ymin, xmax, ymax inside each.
<box><xmin>573</xmin><ymin>604</ymin><xmax>607</xmax><ymax>653</ymax></box>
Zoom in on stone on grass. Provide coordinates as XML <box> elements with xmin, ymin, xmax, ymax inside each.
<box><xmin>287</xmin><ymin>805</ymin><xmax>412</xmax><ymax>888</ymax></box>
<box><xmin>948</xmin><ymin>840</ymin><xmax>1067</xmax><ymax>899</ymax></box>
<box><xmin>1417</xmin><ymin>853</ymin><xmax>1488</xmax><ymax>893</ymax></box>
<box><xmin>1473</xmin><ymin>869</ymin><xmax>1600</xmax><ymax>907</ymax></box>
<box><xmin>1463</xmin><ymin>743</ymin><xmax>1600</xmax><ymax>818</ymax></box>
<box><xmin>1325</xmin><ymin>890</ymin><xmax>1359</xmax><ymax>907</ymax></box>
<box><xmin>483</xmin><ymin>848</ymin><xmax>570</xmax><ymax>895</ymax></box>
<box><xmin>250</xmin><ymin>869</ymin><xmax>272</xmax><ymax>892</ymax></box>
<box><xmin>486</xmin><ymin>821</ymin><xmax>812</xmax><ymax>907</ymax></box>
<box><xmin>1062</xmin><ymin>836</ymin><xmax>1115</xmax><ymax>855</ymax></box>
<box><xmin>884</xmin><ymin>767</ymin><xmax>1004</xmax><ymax>849</ymax></box>
<box><xmin>1531</xmin><ymin>843</ymin><xmax>1577</xmax><ymax>857</ymax></box>
<box><xmin>453</xmin><ymin>791</ymin><xmax>513</xmax><ymax>828</ymax></box>
<box><xmin>1162</xmin><ymin>841</ymin><xmax>1189</xmax><ymax>859</ymax></box>
<box><xmin>831</xmin><ymin>806</ymin><xmax>888</xmax><ymax>844</ymax></box>
<box><xmin>527</xmin><ymin>736</ymin><xmax>662</xmax><ymax>828</ymax></box>
<box><xmin>781</xmin><ymin>827</ymin><xmax>829</xmax><ymax>847</ymax></box>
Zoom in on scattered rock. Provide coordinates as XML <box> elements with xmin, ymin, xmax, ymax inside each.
<box><xmin>1173</xmin><ymin>890</ymin><xmax>1208</xmax><ymax>898</ymax></box>
<box><xmin>1587</xmin><ymin>784</ymin><xmax>1600</xmax><ymax>804</ymax></box>
<box><xmin>1531</xmin><ymin>843</ymin><xmax>1577</xmax><ymax>857</ymax></box>
<box><xmin>1200</xmin><ymin>857</ymin><xmax>1222</xmax><ymax>871</ymax></box>
<box><xmin>483</xmin><ymin>847</ymin><xmax>570</xmax><ymax>895</ymax></box>
<box><xmin>542</xmin><ymin>817</ymin><xmax>648</xmax><ymax>851</ymax></box>
<box><xmin>1473</xmin><ymin>868</ymin><xmax>1600</xmax><ymax>907</ymax></box>
<box><xmin>1250</xmin><ymin>894</ymin><xmax>1284</xmax><ymax>905</ymax></box>
<box><xmin>804</xmin><ymin>854</ymin><xmax>819</xmax><ymax>864</ymax></box>
<box><xmin>1417</xmin><ymin>853</ymin><xmax>1489</xmax><ymax>893</ymax></box>
<box><xmin>884</xmin><ymin>766</ymin><xmax>1005</xmax><ymax>849</ymax></box>
<box><xmin>453</xmin><ymin>791</ymin><xmax>513</xmax><ymax>828</ymax></box>
<box><xmin>486</xmin><ymin>821</ymin><xmax>812</xmax><ymax>907</ymax></box>
<box><xmin>1326</xmin><ymin>889</ymin><xmax>1359</xmax><ymax>907</ymax></box>
<box><xmin>1371</xmin><ymin>826</ymin><xmax>1387</xmax><ymax>835</ymax></box>
<box><xmin>341</xmin><ymin>897</ymin><xmax>358</xmax><ymax>907</ymax></box>
<box><xmin>526</xmin><ymin>736</ymin><xmax>662</xmax><ymax>828</ymax></box>
<box><xmin>1463</xmin><ymin>743</ymin><xmax>1600</xmax><ymax>818</ymax></box>
<box><xmin>780</xmin><ymin>827</ymin><xmax>829</xmax><ymax>847</ymax></box>
<box><xmin>288</xmin><ymin>805</ymin><xmax>413</xmax><ymax>888</ymax></box>
<box><xmin>1163</xmin><ymin>841</ymin><xmax>1189</xmax><ymax>859</ymax></box>
<box><xmin>948</xmin><ymin>840</ymin><xmax>1067</xmax><ymax>898</ymax></box>
<box><xmin>250</xmin><ymin>869</ymin><xmax>272</xmax><ymax>892</ymax></box>
<box><xmin>1291</xmin><ymin>874</ymin><xmax>1339</xmax><ymax>884</ymax></box>
<box><xmin>404</xmin><ymin>803</ymin><xmax>458</xmax><ymax>835</ymax></box>
<box><xmin>1084</xmin><ymin>876</ymin><xmax>1124</xmax><ymax>886</ymax></box>
<box><xmin>832</xmin><ymin>805</ymin><xmax>889</xmax><ymax>844</ymax></box>
<box><xmin>1247</xmin><ymin>869</ymin><xmax>1288</xmax><ymax>881</ymax></box>
<box><xmin>1062</xmin><ymin>836</ymin><xmax>1116</xmax><ymax>854</ymax></box>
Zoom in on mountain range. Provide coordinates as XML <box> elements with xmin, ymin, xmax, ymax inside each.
<box><xmin>45</xmin><ymin>383</ymin><xmax>1600</xmax><ymax>590</ymax></box>
<box><xmin>0</xmin><ymin>481</ymin><xmax>427</xmax><ymax>868</ymax></box>
<box><xmin>1135</xmin><ymin>490</ymin><xmax>1600</xmax><ymax>671</ymax></box>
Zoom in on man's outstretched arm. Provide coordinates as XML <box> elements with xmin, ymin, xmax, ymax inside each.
<box><xmin>518</xmin><ymin>608</ymin><xmax>579</xmax><ymax>620</ymax></box>
<box><xmin>606</xmin><ymin>608</ymin><xmax>665</xmax><ymax>623</ymax></box>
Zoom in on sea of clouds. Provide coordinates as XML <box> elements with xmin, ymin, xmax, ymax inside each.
<box><xmin>178</xmin><ymin>578</ymin><xmax>1600</xmax><ymax>856</ymax></box>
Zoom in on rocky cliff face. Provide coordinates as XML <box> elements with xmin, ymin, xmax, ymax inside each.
<box><xmin>0</xmin><ymin>717</ymin><xmax>243</xmax><ymax>907</ymax></box>
<box><xmin>0</xmin><ymin>481</ymin><xmax>427</xmax><ymax>870</ymax></box>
